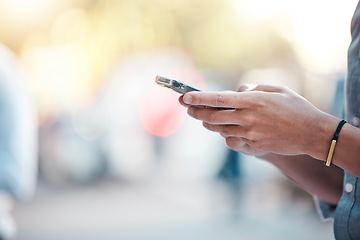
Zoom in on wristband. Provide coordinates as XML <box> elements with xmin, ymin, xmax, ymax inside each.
<box><xmin>325</xmin><ymin>120</ymin><xmax>346</xmax><ymax>167</ymax></box>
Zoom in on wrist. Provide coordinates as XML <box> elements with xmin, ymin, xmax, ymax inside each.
<box><xmin>305</xmin><ymin>113</ymin><xmax>340</xmax><ymax>161</ymax></box>
<box><xmin>256</xmin><ymin>152</ymin><xmax>282</xmax><ymax>164</ymax></box>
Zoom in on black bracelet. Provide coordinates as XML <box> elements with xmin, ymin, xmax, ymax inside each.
<box><xmin>325</xmin><ymin>119</ymin><xmax>347</xmax><ymax>167</ymax></box>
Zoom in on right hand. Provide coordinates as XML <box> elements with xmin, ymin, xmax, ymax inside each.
<box><xmin>217</xmin><ymin>84</ymin><xmax>270</xmax><ymax>157</ymax></box>
<box><xmin>181</xmin><ymin>83</ymin><xmax>337</xmax><ymax>160</ymax></box>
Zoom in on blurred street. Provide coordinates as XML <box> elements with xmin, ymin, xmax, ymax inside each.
<box><xmin>0</xmin><ymin>0</ymin><xmax>356</xmax><ymax>239</ymax></box>
<box><xmin>13</xmin><ymin>157</ymin><xmax>333</xmax><ymax>240</ymax></box>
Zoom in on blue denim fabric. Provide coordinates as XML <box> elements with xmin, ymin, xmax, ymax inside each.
<box><xmin>317</xmin><ymin>2</ymin><xmax>360</xmax><ymax>239</ymax></box>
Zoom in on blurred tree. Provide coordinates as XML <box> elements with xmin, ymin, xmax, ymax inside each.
<box><xmin>83</xmin><ymin>0</ymin><xmax>294</xmax><ymax>81</ymax></box>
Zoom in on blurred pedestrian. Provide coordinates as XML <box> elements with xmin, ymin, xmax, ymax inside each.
<box><xmin>0</xmin><ymin>44</ymin><xmax>37</xmax><ymax>239</ymax></box>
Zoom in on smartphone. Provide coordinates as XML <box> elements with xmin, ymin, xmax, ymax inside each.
<box><xmin>155</xmin><ymin>75</ymin><xmax>234</xmax><ymax>110</ymax></box>
<box><xmin>155</xmin><ymin>75</ymin><xmax>201</xmax><ymax>94</ymax></box>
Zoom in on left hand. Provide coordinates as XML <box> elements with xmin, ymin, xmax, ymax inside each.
<box><xmin>180</xmin><ymin>85</ymin><xmax>338</xmax><ymax>159</ymax></box>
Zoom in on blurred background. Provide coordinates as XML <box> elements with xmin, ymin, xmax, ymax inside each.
<box><xmin>0</xmin><ymin>0</ymin><xmax>357</xmax><ymax>239</ymax></box>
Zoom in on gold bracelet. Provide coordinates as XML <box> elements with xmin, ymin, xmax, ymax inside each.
<box><xmin>325</xmin><ymin>120</ymin><xmax>346</xmax><ymax>167</ymax></box>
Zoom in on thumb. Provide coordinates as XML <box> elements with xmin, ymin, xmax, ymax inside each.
<box><xmin>236</xmin><ymin>84</ymin><xmax>255</xmax><ymax>92</ymax></box>
<box><xmin>251</xmin><ymin>84</ymin><xmax>284</xmax><ymax>93</ymax></box>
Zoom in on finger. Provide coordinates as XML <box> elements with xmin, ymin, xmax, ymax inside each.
<box><xmin>252</xmin><ymin>84</ymin><xmax>284</xmax><ymax>93</ymax></box>
<box><xmin>224</xmin><ymin>137</ymin><xmax>254</xmax><ymax>154</ymax></box>
<box><xmin>188</xmin><ymin>107</ymin><xmax>240</xmax><ymax>124</ymax></box>
<box><xmin>179</xmin><ymin>96</ymin><xmax>209</xmax><ymax>109</ymax></box>
<box><xmin>179</xmin><ymin>96</ymin><xmax>190</xmax><ymax>108</ymax></box>
<box><xmin>183</xmin><ymin>91</ymin><xmax>252</xmax><ymax>109</ymax></box>
<box><xmin>203</xmin><ymin>122</ymin><xmax>252</xmax><ymax>138</ymax></box>
<box><xmin>236</xmin><ymin>84</ymin><xmax>257</xmax><ymax>92</ymax></box>
<box><xmin>225</xmin><ymin>136</ymin><xmax>245</xmax><ymax>150</ymax></box>
<box><xmin>236</xmin><ymin>85</ymin><xmax>249</xmax><ymax>92</ymax></box>
<box><xmin>240</xmin><ymin>137</ymin><xmax>256</xmax><ymax>146</ymax></box>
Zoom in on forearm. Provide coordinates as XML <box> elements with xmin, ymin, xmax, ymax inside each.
<box><xmin>181</xmin><ymin>89</ymin><xmax>353</xmax><ymax>205</ymax></box>
<box><xmin>259</xmin><ymin>153</ymin><xmax>344</xmax><ymax>205</ymax></box>
<box><xmin>305</xmin><ymin>113</ymin><xmax>360</xmax><ymax>178</ymax></box>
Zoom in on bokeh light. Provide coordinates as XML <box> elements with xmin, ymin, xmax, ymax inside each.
<box><xmin>139</xmin><ymin>87</ymin><xmax>186</xmax><ymax>137</ymax></box>
<box><xmin>0</xmin><ymin>0</ymin><xmax>357</xmax><ymax>239</ymax></box>
<box><xmin>139</xmin><ymin>68</ymin><xmax>206</xmax><ymax>137</ymax></box>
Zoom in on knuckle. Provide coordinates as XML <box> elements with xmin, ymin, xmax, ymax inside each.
<box><xmin>245</xmin><ymin>115</ymin><xmax>255</xmax><ymax>125</ymax></box>
<box><xmin>245</xmin><ymin>93</ymin><xmax>265</xmax><ymax>109</ymax></box>
<box><xmin>214</xmin><ymin>94</ymin><xmax>225</xmax><ymax>106</ymax></box>
<box><xmin>250</xmin><ymin>140</ymin><xmax>266</xmax><ymax>150</ymax></box>
<box><xmin>245</xmin><ymin>129</ymin><xmax>258</xmax><ymax>140</ymax></box>
<box><xmin>242</xmin><ymin>95</ymin><xmax>256</xmax><ymax>107</ymax></box>
<box><xmin>237</xmin><ymin>84</ymin><xmax>249</xmax><ymax>92</ymax></box>
<box><xmin>241</xmin><ymin>114</ymin><xmax>254</xmax><ymax>127</ymax></box>
<box><xmin>220</xmin><ymin>126</ymin><xmax>232</xmax><ymax>136</ymax></box>
<box><xmin>243</xmin><ymin>113</ymin><xmax>260</xmax><ymax>126</ymax></box>
<box><xmin>208</xmin><ymin>111</ymin><xmax>218</xmax><ymax>123</ymax></box>
<box><xmin>251</xmin><ymin>140</ymin><xmax>261</xmax><ymax>148</ymax></box>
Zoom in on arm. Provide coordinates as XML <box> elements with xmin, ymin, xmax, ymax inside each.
<box><xmin>180</xmin><ymin>84</ymin><xmax>358</xmax><ymax>204</ymax></box>
<box><xmin>260</xmin><ymin>153</ymin><xmax>343</xmax><ymax>205</ymax></box>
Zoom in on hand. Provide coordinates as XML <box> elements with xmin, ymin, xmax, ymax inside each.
<box><xmin>180</xmin><ymin>84</ymin><xmax>339</xmax><ymax>160</ymax></box>
<box><xmin>180</xmin><ymin>92</ymin><xmax>268</xmax><ymax>157</ymax></box>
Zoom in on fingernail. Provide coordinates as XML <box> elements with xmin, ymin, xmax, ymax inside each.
<box><xmin>183</xmin><ymin>94</ymin><xmax>192</xmax><ymax>104</ymax></box>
